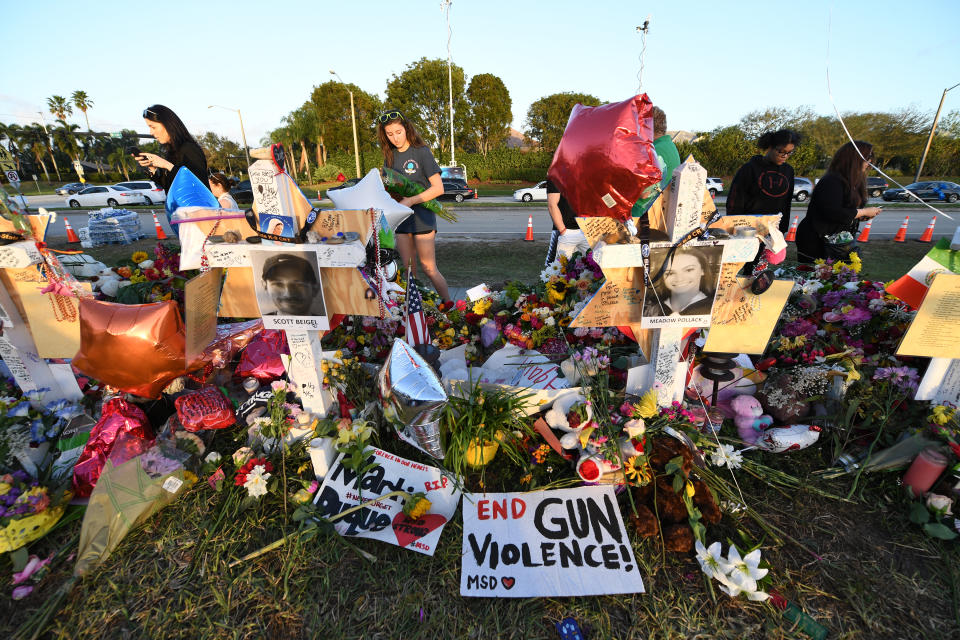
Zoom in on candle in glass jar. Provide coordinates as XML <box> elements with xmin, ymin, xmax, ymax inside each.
<box><xmin>902</xmin><ymin>447</ymin><xmax>948</xmax><ymax>498</ymax></box>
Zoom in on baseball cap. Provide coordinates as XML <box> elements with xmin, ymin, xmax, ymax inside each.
<box><xmin>262</xmin><ymin>254</ymin><xmax>316</xmax><ymax>282</ymax></box>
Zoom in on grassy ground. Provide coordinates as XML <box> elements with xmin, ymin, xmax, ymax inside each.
<box><xmin>6</xmin><ymin>238</ymin><xmax>958</xmax><ymax>639</ymax></box>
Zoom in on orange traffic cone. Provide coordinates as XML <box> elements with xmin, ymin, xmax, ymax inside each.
<box><xmin>917</xmin><ymin>216</ymin><xmax>937</xmax><ymax>243</ymax></box>
<box><xmin>524</xmin><ymin>215</ymin><xmax>534</xmax><ymax>242</ymax></box>
<box><xmin>152</xmin><ymin>211</ymin><xmax>168</xmax><ymax>240</ymax></box>
<box><xmin>63</xmin><ymin>218</ymin><xmax>80</xmax><ymax>244</ymax></box>
<box><xmin>893</xmin><ymin>215</ymin><xmax>909</xmax><ymax>242</ymax></box>
<box><xmin>784</xmin><ymin>215</ymin><xmax>799</xmax><ymax>242</ymax></box>
<box><xmin>856</xmin><ymin>219</ymin><xmax>873</xmax><ymax>243</ymax></box>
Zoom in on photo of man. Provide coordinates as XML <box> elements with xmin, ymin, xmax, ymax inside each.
<box><xmin>250</xmin><ymin>248</ymin><xmax>328</xmax><ymax>330</ymax></box>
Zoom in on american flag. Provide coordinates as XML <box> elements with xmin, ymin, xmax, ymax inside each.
<box><xmin>405</xmin><ymin>281</ymin><xmax>430</xmax><ymax>346</ymax></box>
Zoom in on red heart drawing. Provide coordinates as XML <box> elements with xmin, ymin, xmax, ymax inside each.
<box><xmin>501</xmin><ymin>577</ymin><xmax>515</xmax><ymax>590</ymax></box>
<box><xmin>391</xmin><ymin>513</ymin><xmax>447</xmax><ymax>548</ymax></box>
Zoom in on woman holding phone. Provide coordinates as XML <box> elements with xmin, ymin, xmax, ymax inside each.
<box><xmin>376</xmin><ymin>109</ymin><xmax>450</xmax><ymax>303</ymax></box>
<box><xmin>795</xmin><ymin>141</ymin><xmax>882</xmax><ymax>263</ymax></box>
<box><xmin>135</xmin><ymin>105</ymin><xmax>208</xmax><ymax>194</ymax></box>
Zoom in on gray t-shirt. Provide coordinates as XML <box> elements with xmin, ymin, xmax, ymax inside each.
<box><xmin>389</xmin><ymin>145</ymin><xmax>441</xmax><ymax>190</ymax></box>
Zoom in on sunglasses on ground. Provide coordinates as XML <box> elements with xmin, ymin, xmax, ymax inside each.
<box><xmin>376</xmin><ymin>110</ymin><xmax>405</xmax><ymax>124</ymax></box>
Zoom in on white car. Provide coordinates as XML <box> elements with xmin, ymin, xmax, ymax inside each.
<box><xmin>706</xmin><ymin>177</ymin><xmax>724</xmax><ymax>197</ymax></box>
<box><xmin>513</xmin><ymin>180</ymin><xmax>548</xmax><ymax>202</ymax></box>
<box><xmin>114</xmin><ymin>180</ymin><xmax>166</xmax><ymax>205</ymax></box>
<box><xmin>65</xmin><ymin>185</ymin><xmax>144</xmax><ymax>208</ymax></box>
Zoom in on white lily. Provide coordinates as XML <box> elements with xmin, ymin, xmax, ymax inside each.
<box><xmin>710</xmin><ymin>443</ymin><xmax>743</xmax><ymax>469</ymax></box>
<box><xmin>695</xmin><ymin>540</ymin><xmax>731</xmax><ymax>579</ymax></box>
<box><xmin>727</xmin><ymin>546</ymin><xmax>768</xmax><ymax>583</ymax></box>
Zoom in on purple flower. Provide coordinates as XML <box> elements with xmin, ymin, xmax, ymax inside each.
<box><xmin>782</xmin><ymin>318</ymin><xmax>817</xmax><ymax>337</ymax></box>
<box><xmin>841</xmin><ymin>307</ymin><xmax>872</xmax><ymax>326</ymax></box>
<box><xmin>821</xmin><ymin>290</ymin><xmax>845</xmax><ymax>308</ymax></box>
<box><xmin>873</xmin><ymin>366</ymin><xmax>920</xmax><ymax>394</ymax></box>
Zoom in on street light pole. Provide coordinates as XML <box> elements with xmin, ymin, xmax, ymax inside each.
<box><xmin>330</xmin><ymin>70</ymin><xmax>362</xmax><ymax>178</ymax></box>
<box><xmin>442</xmin><ymin>0</ymin><xmax>455</xmax><ymax>166</ymax></box>
<box><xmin>208</xmin><ymin>105</ymin><xmax>250</xmax><ymax>175</ymax></box>
<box><xmin>915</xmin><ymin>82</ymin><xmax>960</xmax><ymax>183</ymax></box>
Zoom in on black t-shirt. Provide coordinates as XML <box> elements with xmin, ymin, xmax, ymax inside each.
<box><xmin>726</xmin><ymin>155</ymin><xmax>793</xmax><ymax>232</ymax></box>
<box><xmin>545</xmin><ymin>180</ymin><xmax>580</xmax><ymax>231</ymax></box>
<box><xmin>388</xmin><ymin>145</ymin><xmax>441</xmax><ymax>190</ymax></box>
<box><xmin>153</xmin><ymin>141</ymin><xmax>208</xmax><ymax>192</ymax></box>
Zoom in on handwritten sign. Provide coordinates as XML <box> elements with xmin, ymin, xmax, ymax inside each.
<box><xmin>916</xmin><ymin>358</ymin><xmax>960</xmax><ymax>404</ymax></box>
<box><xmin>184</xmin><ymin>268</ymin><xmax>222</xmax><ymax>362</ymax></box>
<box><xmin>0</xmin><ymin>336</ymin><xmax>36</xmax><ymax>393</ymax></box>
<box><xmin>653</xmin><ymin>326</ymin><xmax>686</xmax><ymax>407</ymax></box>
<box><xmin>898</xmin><ymin>274</ymin><xmax>960</xmax><ymax>359</ymax></box>
<box><xmin>283</xmin><ymin>330</ymin><xmax>330</xmax><ymax>414</ymax></box>
<box><xmin>705</xmin><ymin>267</ymin><xmax>792</xmax><ymax>355</ymax></box>
<box><xmin>665</xmin><ymin>159</ymin><xmax>707</xmax><ymax>242</ymax></box>
<box><xmin>460</xmin><ymin>487</ymin><xmax>643</xmax><ymax>597</ymax></box>
<box><xmin>509</xmin><ymin>353</ymin><xmax>570</xmax><ymax>390</ymax></box>
<box><xmin>577</xmin><ymin>216</ymin><xmax>632</xmax><ymax>250</ymax></box>
<box><xmin>313</xmin><ymin>447</ymin><xmax>461</xmax><ymax>556</ymax></box>
<box><xmin>204</xmin><ymin>244</ymin><xmax>250</xmax><ymax>268</ymax></box>
<box><xmin>570</xmin><ymin>267</ymin><xmax>645</xmax><ymax>329</ymax></box>
<box><xmin>0</xmin><ymin>242</ymin><xmax>42</xmax><ymax>268</ymax></box>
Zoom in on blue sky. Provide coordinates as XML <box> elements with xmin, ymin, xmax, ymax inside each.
<box><xmin>2</xmin><ymin>0</ymin><xmax>958</xmax><ymax>148</ymax></box>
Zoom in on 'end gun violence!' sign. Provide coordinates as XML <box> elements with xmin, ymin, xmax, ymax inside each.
<box><xmin>460</xmin><ymin>486</ymin><xmax>644</xmax><ymax>597</ymax></box>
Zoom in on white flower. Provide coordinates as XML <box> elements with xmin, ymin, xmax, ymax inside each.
<box><xmin>926</xmin><ymin>493</ymin><xmax>954</xmax><ymax>516</ymax></box>
<box><xmin>138</xmin><ymin>259</ymin><xmax>155</xmax><ymax>269</ymax></box>
<box><xmin>243</xmin><ymin>465</ymin><xmax>272</xmax><ymax>498</ymax></box>
<box><xmin>204</xmin><ymin>451</ymin><xmax>222</xmax><ymax>465</ymax></box>
<box><xmin>623</xmin><ymin>419</ymin><xmax>646</xmax><ymax>438</ymax></box>
<box><xmin>843</xmin><ymin>281</ymin><xmax>859</xmax><ymax>290</ymax></box>
<box><xmin>232</xmin><ymin>446</ymin><xmax>253</xmax><ymax>466</ymax></box>
<box><xmin>695</xmin><ymin>540</ymin><xmax>730</xmax><ymax>579</ymax></box>
<box><xmin>800</xmin><ymin>280</ymin><xmax>823</xmax><ymax>295</ymax></box>
<box><xmin>726</xmin><ymin>546</ymin><xmax>768</xmax><ymax>583</ymax></box>
<box><xmin>710</xmin><ymin>444</ymin><xmax>743</xmax><ymax>469</ymax></box>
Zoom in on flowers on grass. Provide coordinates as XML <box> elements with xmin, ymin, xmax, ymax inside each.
<box><xmin>0</xmin><ymin>471</ymin><xmax>51</xmax><ymax>519</ymax></box>
<box><xmin>235</xmin><ymin>458</ymin><xmax>274</xmax><ymax>499</ymax></box>
<box><xmin>696</xmin><ymin>540</ymin><xmax>769</xmax><ymax>601</ymax></box>
<box><xmin>709</xmin><ymin>444</ymin><xmax>743</xmax><ymax>470</ymax></box>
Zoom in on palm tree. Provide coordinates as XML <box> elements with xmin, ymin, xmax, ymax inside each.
<box><xmin>71</xmin><ymin>91</ymin><xmax>94</xmax><ymax>130</ymax></box>
<box><xmin>53</xmin><ymin>120</ymin><xmax>83</xmax><ymax>182</ymax></box>
<box><xmin>108</xmin><ymin>147</ymin><xmax>135</xmax><ymax>181</ymax></box>
<box><xmin>1</xmin><ymin>123</ymin><xmax>24</xmax><ymax>173</ymax></box>
<box><xmin>20</xmin><ymin>126</ymin><xmax>51</xmax><ymax>181</ymax></box>
<box><xmin>47</xmin><ymin>95</ymin><xmax>73</xmax><ymax>122</ymax></box>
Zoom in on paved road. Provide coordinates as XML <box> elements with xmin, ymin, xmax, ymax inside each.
<box><xmin>31</xmin><ymin>201</ymin><xmax>959</xmax><ymax>244</ymax></box>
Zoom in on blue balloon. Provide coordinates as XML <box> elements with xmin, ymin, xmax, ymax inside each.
<box><xmin>165</xmin><ymin>167</ymin><xmax>218</xmax><ymax>215</ymax></box>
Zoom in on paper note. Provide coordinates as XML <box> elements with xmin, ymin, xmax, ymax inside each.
<box><xmin>915</xmin><ymin>358</ymin><xmax>960</xmax><ymax>404</ymax></box>
<box><xmin>184</xmin><ymin>268</ymin><xmax>223</xmax><ymax>363</ymax></box>
<box><xmin>898</xmin><ymin>274</ymin><xmax>960</xmax><ymax>359</ymax></box>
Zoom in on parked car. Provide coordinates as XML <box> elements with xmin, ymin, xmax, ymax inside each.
<box><xmin>513</xmin><ymin>180</ymin><xmax>548</xmax><ymax>202</ymax></box>
<box><xmin>55</xmin><ymin>182</ymin><xmax>86</xmax><ymax>195</ymax></box>
<box><xmin>231</xmin><ymin>179</ymin><xmax>253</xmax><ymax>205</ymax></box>
<box><xmin>705</xmin><ymin>177</ymin><xmax>724</xmax><ymax>197</ymax></box>
<box><xmin>65</xmin><ymin>185</ymin><xmax>145</xmax><ymax>208</ymax></box>
<box><xmin>883</xmin><ymin>181</ymin><xmax>960</xmax><ymax>203</ymax></box>
<box><xmin>114</xmin><ymin>180</ymin><xmax>166</xmax><ymax>204</ymax></box>
<box><xmin>794</xmin><ymin>177</ymin><xmax>813</xmax><ymax>201</ymax></box>
<box><xmin>867</xmin><ymin>176</ymin><xmax>888</xmax><ymax>198</ymax></box>
<box><xmin>438</xmin><ymin>180</ymin><xmax>476</xmax><ymax>203</ymax></box>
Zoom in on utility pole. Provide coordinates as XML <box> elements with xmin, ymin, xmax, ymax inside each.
<box><xmin>36</xmin><ymin>110</ymin><xmax>61</xmax><ymax>181</ymax></box>
<box><xmin>442</xmin><ymin>0</ymin><xmax>455</xmax><ymax>166</ymax></box>
<box><xmin>915</xmin><ymin>82</ymin><xmax>960</xmax><ymax>183</ymax></box>
<box><xmin>330</xmin><ymin>71</ymin><xmax>362</xmax><ymax>178</ymax></box>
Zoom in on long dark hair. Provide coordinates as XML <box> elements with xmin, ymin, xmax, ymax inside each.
<box><xmin>143</xmin><ymin>104</ymin><xmax>197</xmax><ymax>155</ymax></box>
<box><xmin>376</xmin><ymin>111</ymin><xmax>428</xmax><ymax>167</ymax></box>
<box><xmin>827</xmin><ymin>140</ymin><xmax>872</xmax><ymax>207</ymax></box>
<box><xmin>650</xmin><ymin>247</ymin><xmax>718</xmax><ymax>303</ymax></box>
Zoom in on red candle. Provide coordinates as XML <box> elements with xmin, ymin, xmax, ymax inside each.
<box><xmin>903</xmin><ymin>448</ymin><xmax>948</xmax><ymax>498</ymax></box>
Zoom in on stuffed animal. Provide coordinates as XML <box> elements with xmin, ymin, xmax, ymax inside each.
<box><xmin>730</xmin><ymin>394</ymin><xmax>773</xmax><ymax>444</ymax></box>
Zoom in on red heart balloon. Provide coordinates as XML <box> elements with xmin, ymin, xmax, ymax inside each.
<box><xmin>391</xmin><ymin>513</ymin><xmax>447</xmax><ymax>548</ymax></box>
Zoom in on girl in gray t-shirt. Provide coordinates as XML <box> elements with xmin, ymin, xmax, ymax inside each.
<box><xmin>376</xmin><ymin>110</ymin><xmax>450</xmax><ymax>302</ymax></box>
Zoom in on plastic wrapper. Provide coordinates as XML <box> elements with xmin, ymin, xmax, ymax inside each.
<box><xmin>72</xmin><ymin>398</ymin><xmax>155</xmax><ymax>499</ymax></box>
<box><xmin>73</xmin><ymin>299</ymin><xmax>186</xmax><ymax>399</ymax></box>
<box><xmin>235</xmin><ymin>329</ymin><xmax>289</xmax><ymax>382</ymax></box>
<box><xmin>547</xmin><ymin>94</ymin><xmax>660</xmax><ymax>222</ymax></box>
<box><xmin>87</xmin><ymin>208</ymin><xmax>143</xmax><ymax>245</ymax></box>
<box><xmin>175</xmin><ymin>386</ymin><xmax>235</xmax><ymax>432</ymax></box>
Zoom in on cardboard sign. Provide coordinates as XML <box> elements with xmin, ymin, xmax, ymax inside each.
<box><xmin>313</xmin><ymin>447</ymin><xmax>460</xmax><ymax>555</ymax></box>
<box><xmin>898</xmin><ymin>274</ymin><xmax>960</xmax><ymax>359</ymax></box>
<box><xmin>664</xmin><ymin>159</ymin><xmax>708</xmax><ymax>242</ymax></box>
<box><xmin>184</xmin><ymin>268</ymin><xmax>223</xmax><ymax>363</ymax></box>
<box><xmin>704</xmin><ymin>265</ymin><xmax>793</xmax><ymax>355</ymax></box>
<box><xmin>460</xmin><ymin>487</ymin><xmax>644</xmax><ymax>597</ymax></box>
<box><xmin>509</xmin><ymin>352</ymin><xmax>570</xmax><ymax>390</ymax></box>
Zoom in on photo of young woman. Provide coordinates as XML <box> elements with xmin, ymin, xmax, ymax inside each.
<box><xmin>642</xmin><ymin>245</ymin><xmax>723</xmax><ymax>326</ymax></box>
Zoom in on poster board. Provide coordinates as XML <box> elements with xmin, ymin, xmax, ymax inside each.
<box><xmin>313</xmin><ymin>447</ymin><xmax>460</xmax><ymax>556</ymax></box>
<box><xmin>460</xmin><ymin>487</ymin><xmax>644</xmax><ymax>597</ymax></box>
<box><xmin>184</xmin><ymin>268</ymin><xmax>223</xmax><ymax>363</ymax></box>
<box><xmin>897</xmin><ymin>274</ymin><xmax>960</xmax><ymax>359</ymax></box>
<box><xmin>704</xmin><ymin>265</ymin><xmax>793</xmax><ymax>354</ymax></box>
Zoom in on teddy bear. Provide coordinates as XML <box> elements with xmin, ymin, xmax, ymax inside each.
<box><xmin>730</xmin><ymin>394</ymin><xmax>773</xmax><ymax>444</ymax></box>
<box><xmin>627</xmin><ymin>436</ymin><xmax>723</xmax><ymax>553</ymax></box>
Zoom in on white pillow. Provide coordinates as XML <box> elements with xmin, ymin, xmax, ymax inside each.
<box><xmin>327</xmin><ymin>169</ymin><xmax>412</xmax><ymax>230</ymax></box>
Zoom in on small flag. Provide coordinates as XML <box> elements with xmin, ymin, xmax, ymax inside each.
<box><xmin>405</xmin><ymin>281</ymin><xmax>430</xmax><ymax>347</ymax></box>
<box><xmin>886</xmin><ymin>238</ymin><xmax>960</xmax><ymax>308</ymax></box>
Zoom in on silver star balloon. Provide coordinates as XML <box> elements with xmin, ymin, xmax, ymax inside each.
<box><xmin>378</xmin><ymin>338</ymin><xmax>447</xmax><ymax>459</ymax></box>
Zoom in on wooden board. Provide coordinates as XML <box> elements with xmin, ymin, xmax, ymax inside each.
<box><xmin>219</xmin><ymin>267</ymin><xmax>260</xmax><ymax>318</ymax></box>
<box><xmin>0</xmin><ymin>267</ymin><xmax>89</xmax><ymax>358</ymax></box>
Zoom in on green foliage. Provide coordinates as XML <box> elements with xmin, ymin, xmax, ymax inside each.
<box><xmin>312</xmin><ymin>162</ymin><xmax>344</xmax><ymax>183</ymax></box>
<box><xmin>524</xmin><ymin>92</ymin><xmax>602</xmax><ymax>151</ymax></box>
<box><xmin>308</xmin><ymin>80</ymin><xmax>382</xmax><ymax>155</ymax></box>
<box><xmin>198</xmin><ymin>132</ymin><xmax>244</xmax><ymax>173</ymax></box>
<box><xmin>688</xmin><ymin>126</ymin><xmax>754</xmax><ymax>176</ymax></box>
<box><xmin>465</xmin><ymin>73</ymin><xmax>512</xmax><ymax>156</ymax></box>
<box><xmin>386</xmin><ymin>57</ymin><xmax>468</xmax><ymax>155</ymax></box>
